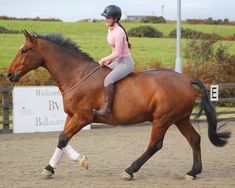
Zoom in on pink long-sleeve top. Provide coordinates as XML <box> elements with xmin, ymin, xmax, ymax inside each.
<box><xmin>101</xmin><ymin>23</ymin><xmax>130</xmax><ymax>62</ymax></box>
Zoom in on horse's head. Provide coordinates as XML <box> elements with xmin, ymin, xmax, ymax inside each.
<box><xmin>7</xmin><ymin>30</ymin><xmax>44</xmax><ymax>82</ymax></box>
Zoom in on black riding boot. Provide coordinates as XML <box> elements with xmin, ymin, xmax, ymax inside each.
<box><xmin>95</xmin><ymin>83</ymin><xmax>114</xmax><ymax>118</ymax></box>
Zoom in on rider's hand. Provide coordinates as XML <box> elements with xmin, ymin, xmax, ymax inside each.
<box><xmin>99</xmin><ymin>59</ymin><xmax>112</xmax><ymax>66</ymax></box>
<box><xmin>98</xmin><ymin>59</ymin><xmax>105</xmax><ymax>66</ymax></box>
<box><xmin>104</xmin><ymin>60</ymin><xmax>112</xmax><ymax>66</ymax></box>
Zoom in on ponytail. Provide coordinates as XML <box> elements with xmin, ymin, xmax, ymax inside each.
<box><xmin>117</xmin><ymin>22</ymin><xmax>131</xmax><ymax>49</ymax></box>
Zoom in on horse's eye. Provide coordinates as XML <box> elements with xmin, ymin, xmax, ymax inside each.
<box><xmin>21</xmin><ymin>48</ymin><xmax>31</xmax><ymax>54</ymax></box>
<box><xmin>21</xmin><ymin>49</ymin><xmax>27</xmax><ymax>54</ymax></box>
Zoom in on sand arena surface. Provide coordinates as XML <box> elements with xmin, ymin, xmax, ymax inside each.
<box><xmin>0</xmin><ymin>123</ymin><xmax>234</xmax><ymax>188</ymax></box>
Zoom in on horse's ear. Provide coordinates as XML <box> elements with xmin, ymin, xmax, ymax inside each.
<box><xmin>22</xmin><ymin>29</ymin><xmax>37</xmax><ymax>45</ymax></box>
<box><xmin>22</xmin><ymin>30</ymin><xmax>26</xmax><ymax>41</ymax></box>
<box><xmin>22</xmin><ymin>29</ymin><xmax>30</xmax><ymax>40</ymax></box>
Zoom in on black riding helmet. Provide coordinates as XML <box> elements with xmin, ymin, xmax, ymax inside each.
<box><xmin>101</xmin><ymin>5</ymin><xmax>122</xmax><ymax>21</ymax></box>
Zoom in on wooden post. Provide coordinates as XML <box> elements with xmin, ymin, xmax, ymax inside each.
<box><xmin>1</xmin><ymin>87</ymin><xmax>12</xmax><ymax>133</ymax></box>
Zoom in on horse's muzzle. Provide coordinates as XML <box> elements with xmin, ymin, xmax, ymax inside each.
<box><xmin>6</xmin><ymin>72</ymin><xmax>20</xmax><ymax>82</ymax></box>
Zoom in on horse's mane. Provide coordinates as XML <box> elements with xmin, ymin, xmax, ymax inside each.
<box><xmin>33</xmin><ymin>32</ymin><xmax>95</xmax><ymax>62</ymax></box>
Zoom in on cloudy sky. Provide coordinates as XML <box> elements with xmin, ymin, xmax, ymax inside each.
<box><xmin>0</xmin><ymin>0</ymin><xmax>234</xmax><ymax>22</ymax></box>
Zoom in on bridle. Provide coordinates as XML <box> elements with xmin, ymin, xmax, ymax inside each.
<box><xmin>61</xmin><ymin>66</ymin><xmax>101</xmax><ymax>95</ymax></box>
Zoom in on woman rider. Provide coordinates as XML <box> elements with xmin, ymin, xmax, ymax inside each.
<box><xmin>94</xmin><ymin>5</ymin><xmax>134</xmax><ymax>118</ymax></box>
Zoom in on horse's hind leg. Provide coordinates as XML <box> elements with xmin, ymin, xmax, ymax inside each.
<box><xmin>121</xmin><ymin>120</ymin><xmax>169</xmax><ymax>180</ymax></box>
<box><xmin>175</xmin><ymin>117</ymin><xmax>202</xmax><ymax>179</ymax></box>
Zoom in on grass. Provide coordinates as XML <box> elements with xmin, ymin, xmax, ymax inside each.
<box><xmin>0</xmin><ymin>20</ymin><xmax>235</xmax><ymax>69</ymax></box>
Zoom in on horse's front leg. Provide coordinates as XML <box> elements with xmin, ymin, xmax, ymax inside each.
<box><xmin>41</xmin><ymin>114</ymin><xmax>88</xmax><ymax>178</ymax></box>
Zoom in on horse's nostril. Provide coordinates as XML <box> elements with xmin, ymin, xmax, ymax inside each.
<box><xmin>7</xmin><ymin>72</ymin><xmax>14</xmax><ymax>79</ymax></box>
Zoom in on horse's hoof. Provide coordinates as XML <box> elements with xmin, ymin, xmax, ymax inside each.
<box><xmin>120</xmin><ymin>171</ymin><xmax>133</xmax><ymax>181</ymax></box>
<box><xmin>79</xmin><ymin>156</ymin><xmax>88</xmax><ymax>170</ymax></box>
<box><xmin>41</xmin><ymin>169</ymin><xmax>53</xmax><ymax>179</ymax></box>
<box><xmin>185</xmin><ymin>174</ymin><xmax>196</xmax><ymax>180</ymax></box>
<box><xmin>172</xmin><ymin>169</ymin><xmax>185</xmax><ymax>179</ymax></box>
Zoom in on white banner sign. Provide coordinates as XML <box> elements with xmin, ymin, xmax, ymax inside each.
<box><xmin>13</xmin><ymin>86</ymin><xmax>91</xmax><ymax>133</ymax></box>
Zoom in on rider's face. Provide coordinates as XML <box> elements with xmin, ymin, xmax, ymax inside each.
<box><xmin>105</xmin><ymin>17</ymin><xmax>114</xmax><ymax>26</ymax></box>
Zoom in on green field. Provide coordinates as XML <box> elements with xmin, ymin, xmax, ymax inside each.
<box><xmin>0</xmin><ymin>20</ymin><xmax>235</xmax><ymax>68</ymax></box>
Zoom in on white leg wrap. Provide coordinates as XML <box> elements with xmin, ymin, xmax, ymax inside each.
<box><xmin>49</xmin><ymin>147</ymin><xmax>64</xmax><ymax>168</ymax></box>
<box><xmin>63</xmin><ymin>144</ymin><xmax>81</xmax><ymax>161</ymax></box>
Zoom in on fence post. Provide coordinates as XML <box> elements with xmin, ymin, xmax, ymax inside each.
<box><xmin>1</xmin><ymin>87</ymin><xmax>12</xmax><ymax>133</ymax></box>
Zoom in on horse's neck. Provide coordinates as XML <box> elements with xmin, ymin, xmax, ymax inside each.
<box><xmin>38</xmin><ymin>40</ymin><xmax>97</xmax><ymax>92</ymax></box>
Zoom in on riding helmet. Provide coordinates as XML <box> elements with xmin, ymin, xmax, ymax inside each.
<box><xmin>101</xmin><ymin>5</ymin><xmax>122</xmax><ymax>21</ymax></box>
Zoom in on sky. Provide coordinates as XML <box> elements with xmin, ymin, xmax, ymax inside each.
<box><xmin>0</xmin><ymin>0</ymin><xmax>235</xmax><ymax>22</ymax></box>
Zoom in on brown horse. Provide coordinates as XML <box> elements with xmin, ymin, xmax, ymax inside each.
<box><xmin>7</xmin><ymin>30</ymin><xmax>230</xmax><ymax>180</ymax></box>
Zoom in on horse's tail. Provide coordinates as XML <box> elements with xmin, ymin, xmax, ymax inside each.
<box><xmin>191</xmin><ymin>78</ymin><xmax>231</xmax><ymax>147</ymax></box>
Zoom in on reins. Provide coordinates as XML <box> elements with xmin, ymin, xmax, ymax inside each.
<box><xmin>62</xmin><ymin>66</ymin><xmax>101</xmax><ymax>95</ymax></box>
